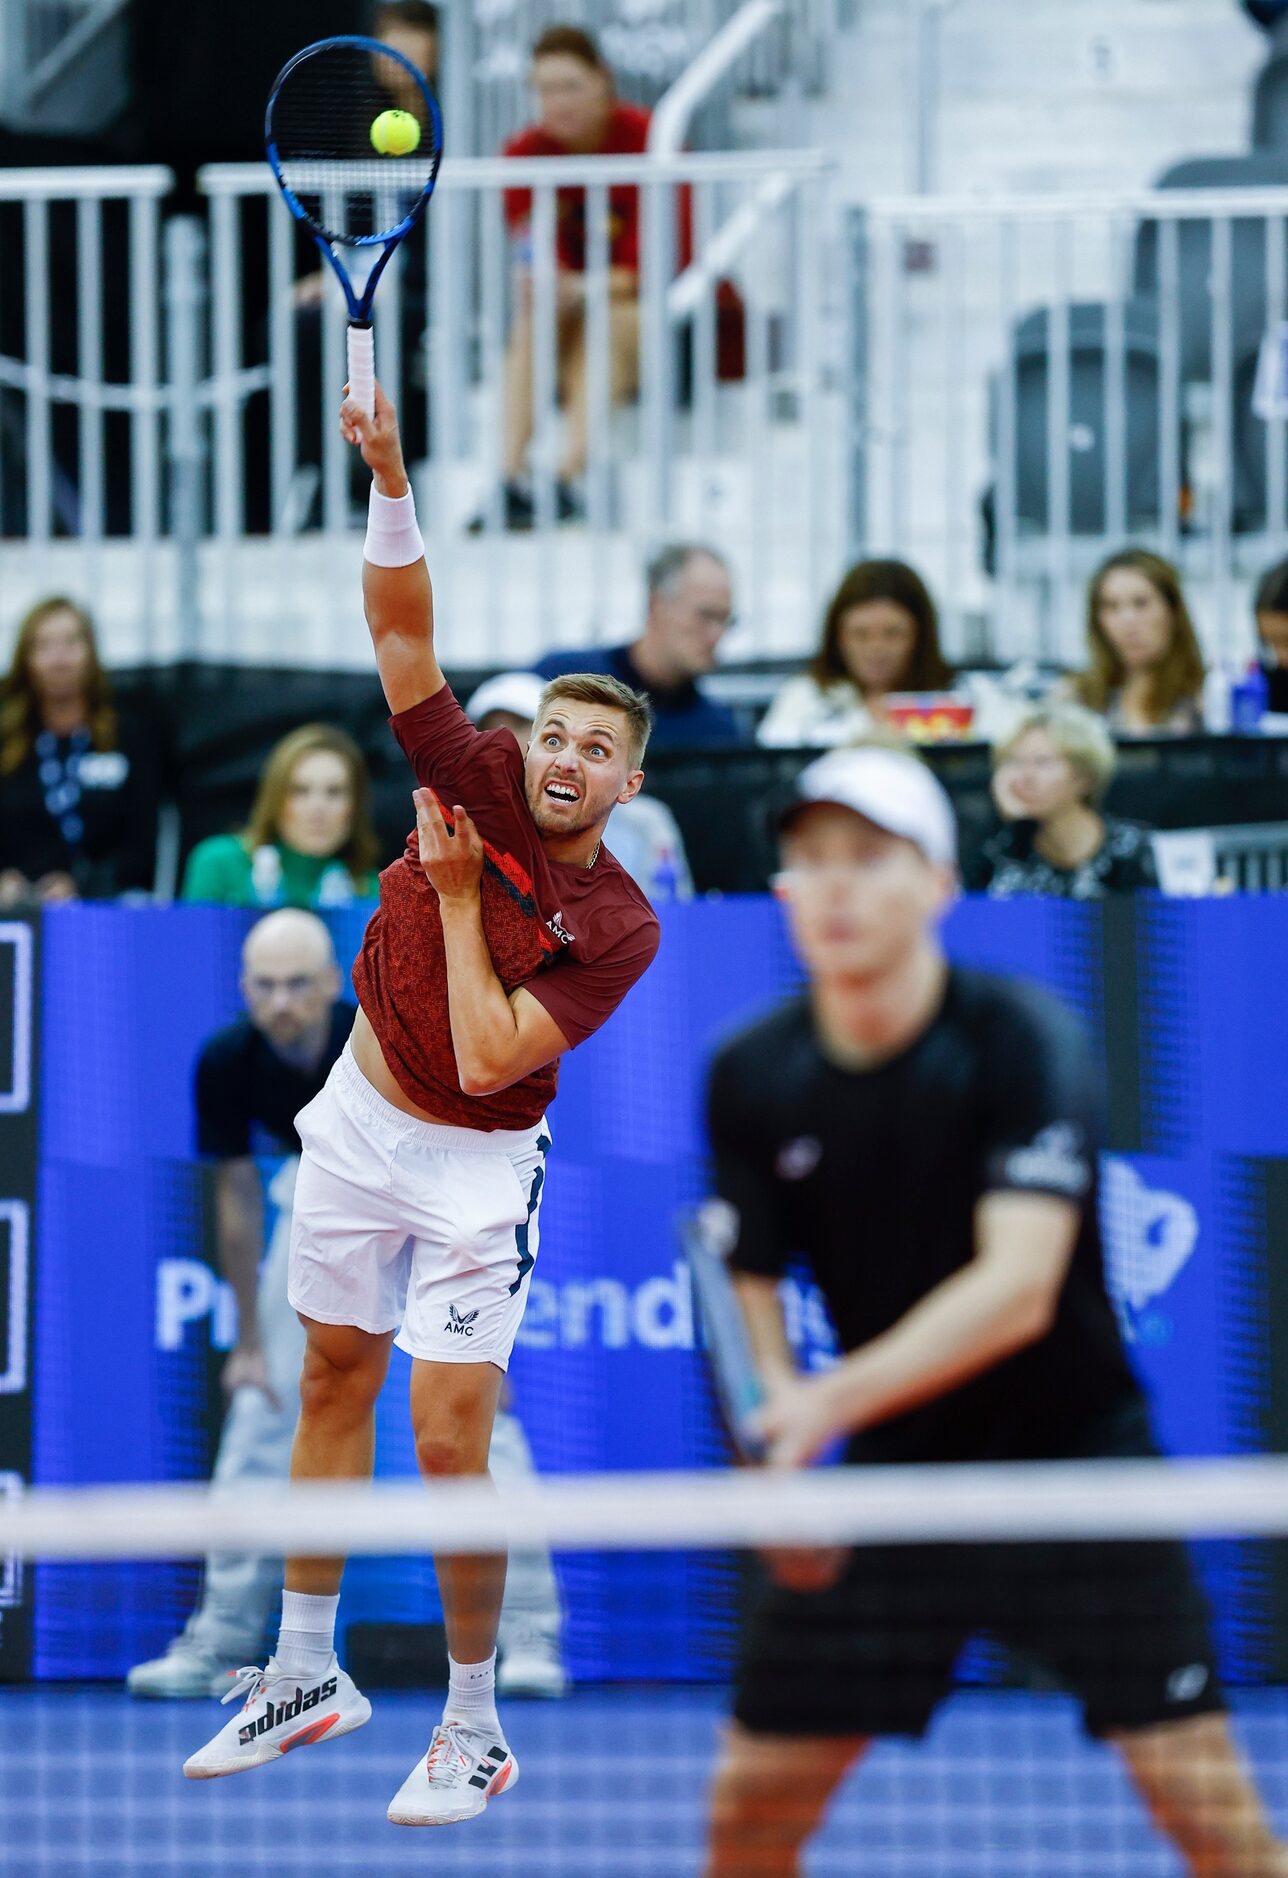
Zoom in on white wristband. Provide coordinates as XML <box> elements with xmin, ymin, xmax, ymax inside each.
<box><xmin>364</xmin><ymin>485</ymin><xmax>425</xmax><ymax>568</ymax></box>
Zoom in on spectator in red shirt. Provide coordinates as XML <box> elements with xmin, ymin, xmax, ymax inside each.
<box><xmin>484</xmin><ymin>26</ymin><xmax>647</xmax><ymax>530</ymax></box>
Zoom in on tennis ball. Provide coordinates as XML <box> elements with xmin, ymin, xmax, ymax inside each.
<box><xmin>370</xmin><ymin>109</ymin><xmax>421</xmax><ymax>157</ymax></box>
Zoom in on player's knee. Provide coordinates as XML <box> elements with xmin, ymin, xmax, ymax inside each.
<box><xmin>298</xmin><ymin>1339</ymin><xmax>384</xmax><ymax>1422</ymax></box>
<box><xmin>413</xmin><ymin>1424</ymin><xmax>487</xmax><ymax>1479</ymax></box>
<box><xmin>707</xmin><ymin>1764</ymin><xmax>815</xmax><ymax>1858</ymax></box>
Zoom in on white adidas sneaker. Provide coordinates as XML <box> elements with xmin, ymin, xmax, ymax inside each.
<box><xmin>386</xmin><ymin>1721</ymin><xmax>519</xmax><ymax>1826</ymax></box>
<box><xmin>182</xmin><ymin>1655</ymin><xmax>371</xmax><ymax>1780</ymax></box>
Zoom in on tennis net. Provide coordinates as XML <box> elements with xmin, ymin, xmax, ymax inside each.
<box><xmin>3</xmin><ymin>1458</ymin><xmax>1288</xmax><ymax>1876</ymax></box>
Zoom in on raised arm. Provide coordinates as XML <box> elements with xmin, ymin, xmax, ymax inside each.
<box><xmin>340</xmin><ymin>381</ymin><xmax>445</xmax><ymax>715</ymax></box>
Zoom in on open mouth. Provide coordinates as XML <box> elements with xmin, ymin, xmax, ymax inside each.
<box><xmin>544</xmin><ymin>782</ymin><xmax>580</xmax><ymax>805</ymax></box>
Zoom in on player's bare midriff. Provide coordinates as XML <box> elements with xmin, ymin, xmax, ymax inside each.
<box><xmin>348</xmin><ymin>1005</ymin><xmax>459</xmax><ymax>1127</ymax></box>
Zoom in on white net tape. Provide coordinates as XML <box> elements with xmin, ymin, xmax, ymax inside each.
<box><xmin>5</xmin><ymin>1455</ymin><xmax>1288</xmax><ymax>1558</ymax></box>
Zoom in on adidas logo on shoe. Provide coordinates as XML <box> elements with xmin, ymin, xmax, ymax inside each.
<box><xmin>183</xmin><ymin>1656</ymin><xmax>372</xmax><ymax>1781</ymax></box>
<box><xmin>238</xmin><ymin>1676</ymin><xmax>338</xmax><ymax>1745</ymax></box>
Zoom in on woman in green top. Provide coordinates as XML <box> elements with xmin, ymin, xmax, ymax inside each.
<box><xmin>182</xmin><ymin>723</ymin><xmax>381</xmax><ymax>907</ymax></box>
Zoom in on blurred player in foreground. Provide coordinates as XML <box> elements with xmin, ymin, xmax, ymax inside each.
<box><xmin>184</xmin><ymin>384</ymin><xmax>659</xmax><ymax>1823</ymax></box>
<box><xmin>702</xmin><ymin>746</ymin><xmax>1288</xmax><ymax>1877</ymax></box>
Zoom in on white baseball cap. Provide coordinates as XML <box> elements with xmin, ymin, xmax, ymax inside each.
<box><xmin>465</xmin><ymin>670</ymin><xmax>546</xmax><ymax>727</ymax></box>
<box><xmin>776</xmin><ymin>746</ymin><xmax>958</xmax><ymax>867</ymax></box>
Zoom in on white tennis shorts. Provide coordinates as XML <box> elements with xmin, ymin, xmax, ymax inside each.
<box><xmin>286</xmin><ymin>1044</ymin><xmax>550</xmax><ymax>1370</ymax></box>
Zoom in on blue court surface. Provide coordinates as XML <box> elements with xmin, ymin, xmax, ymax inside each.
<box><xmin>2</xmin><ymin>1685</ymin><xmax>1287</xmax><ymax>1876</ymax></box>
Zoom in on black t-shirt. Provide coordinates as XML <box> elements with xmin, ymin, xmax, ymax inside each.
<box><xmin>0</xmin><ymin>702</ymin><xmax>163</xmax><ymax>896</ymax></box>
<box><xmin>706</xmin><ymin>968</ymin><xmax>1141</xmax><ymax>1464</ymax></box>
<box><xmin>195</xmin><ymin>1004</ymin><xmax>354</xmax><ymax>1159</ymax></box>
<box><xmin>973</xmin><ymin>816</ymin><xmax>1158</xmax><ymax>899</ymax></box>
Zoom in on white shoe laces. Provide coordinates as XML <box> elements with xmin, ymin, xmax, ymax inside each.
<box><xmin>424</xmin><ymin>1722</ymin><xmax>483</xmax><ymax>1787</ymax></box>
<box><xmin>221</xmin><ymin>1665</ymin><xmax>267</xmax><ymax>1708</ymax></box>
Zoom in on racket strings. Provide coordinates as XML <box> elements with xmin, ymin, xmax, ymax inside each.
<box><xmin>269</xmin><ymin>41</ymin><xmax>439</xmax><ymax>244</ymax></box>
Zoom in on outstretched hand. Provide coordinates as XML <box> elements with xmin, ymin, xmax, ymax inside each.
<box><xmin>339</xmin><ymin>379</ymin><xmax>408</xmax><ymax>495</ymax></box>
<box><xmin>414</xmin><ymin>788</ymin><xmax>484</xmax><ymax>904</ymax></box>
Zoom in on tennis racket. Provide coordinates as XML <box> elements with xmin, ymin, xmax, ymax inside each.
<box><xmin>679</xmin><ymin>1203</ymin><xmax>767</xmax><ymax>1462</ymax></box>
<box><xmin>265</xmin><ymin>35</ymin><xmax>444</xmax><ymax>417</ymax></box>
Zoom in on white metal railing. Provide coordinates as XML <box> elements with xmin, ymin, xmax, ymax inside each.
<box><xmin>1153</xmin><ymin>822</ymin><xmax>1288</xmax><ymax>897</ymax></box>
<box><xmin>0</xmin><ymin>166</ymin><xmax>173</xmax><ymax>658</ymax></box>
<box><xmin>31</xmin><ymin>164</ymin><xmax>1288</xmax><ymax>686</ymax></box>
<box><xmin>192</xmin><ymin>149</ymin><xmax>837</xmax><ymax>669</ymax></box>
<box><xmin>0</xmin><ymin>153</ymin><xmax>836</xmax><ymax>671</ymax></box>
<box><xmin>852</xmin><ymin>186</ymin><xmax>1288</xmax><ymax>670</ymax></box>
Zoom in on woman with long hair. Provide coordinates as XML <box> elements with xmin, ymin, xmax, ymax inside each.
<box><xmin>1071</xmin><ymin>549</ymin><xmax>1205</xmax><ymax>735</ymax></box>
<box><xmin>181</xmin><ymin>724</ymin><xmax>381</xmax><ymax>907</ymax></box>
<box><xmin>758</xmin><ymin>559</ymin><xmax>955</xmax><ymax>747</ymax></box>
<box><xmin>0</xmin><ymin>595</ymin><xmax>161</xmax><ymax>903</ymax></box>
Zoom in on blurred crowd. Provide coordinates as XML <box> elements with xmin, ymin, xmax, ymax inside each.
<box><xmin>4</xmin><ymin>539</ymin><xmax>1288</xmax><ymax>913</ymax></box>
<box><xmin>4</xmin><ymin>9</ymin><xmax>1288</xmax><ymax>909</ymax></box>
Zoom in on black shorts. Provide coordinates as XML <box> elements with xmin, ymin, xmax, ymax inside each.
<box><xmin>734</xmin><ymin>1401</ymin><xmax>1225</xmax><ymax>1742</ymax></box>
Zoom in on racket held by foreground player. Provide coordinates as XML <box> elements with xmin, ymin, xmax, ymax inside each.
<box><xmin>679</xmin><ymin>1203</ymin><xmax>768</xmax><ymax>1463</ymax></box>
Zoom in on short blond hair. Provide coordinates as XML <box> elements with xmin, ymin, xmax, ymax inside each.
<box><xmin>993</xmin><ymin>702</ymin><xmax>1117</xmax><ymax>804</ymax></box>
<box><xmin>536</xmin><ymin>673</ymin><xmax>652</xmax><ymax>769</ymax></box>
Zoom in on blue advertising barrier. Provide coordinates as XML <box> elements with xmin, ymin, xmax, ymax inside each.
<box><xmin>28</xmin><ymin>897</ymin><xmax>1288</xmax><ymax>1682</ymax></box>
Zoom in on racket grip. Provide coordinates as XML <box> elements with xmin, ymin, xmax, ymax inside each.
<box><xmin>347</xmin><ymin>322</ymin><xmax>375</xmax><ymax>420</ymax></box>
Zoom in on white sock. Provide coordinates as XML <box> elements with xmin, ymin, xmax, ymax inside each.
<box><xmin>275</xmin><ymin>1591</ymin><xmax>339</xmax><ymax>1680</ymax></box>
<box><xmin>443</xmin><ymin>1651</ymin><xmax>501</xmax><ymax>1736</ymax></box>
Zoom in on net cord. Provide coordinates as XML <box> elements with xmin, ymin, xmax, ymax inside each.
<box><xmin>4</xmin><ymin>1457</ymin><xmax>1288</xmax><ymax>1559</ymax></box>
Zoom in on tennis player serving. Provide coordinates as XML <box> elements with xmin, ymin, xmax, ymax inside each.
<box><xmin>185</xmin><ymin>382</ymin><xmax>659</xmax><ymax>1828</ymax></box>
<box><xmin>702</xmin><ymin>747</ymin><xmax>1288</xmax><ymax>1877</ymax></box>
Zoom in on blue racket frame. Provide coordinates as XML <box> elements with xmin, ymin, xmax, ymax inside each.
<box><xmin>264</xmin><ymin>32</ymin><xmax>443</xmax><ymax>406</ymax></box>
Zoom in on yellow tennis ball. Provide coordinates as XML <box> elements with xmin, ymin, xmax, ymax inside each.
<box><xmin>370</xmin><ymin>109</ymin><xmax>421</xmax><ymax>157</ymax></box>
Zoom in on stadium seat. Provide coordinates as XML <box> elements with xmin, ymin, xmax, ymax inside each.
<box><xmin>1253</xmin><ymin>48</ymin><xmax>1288</xmax><ymax>148</ymax></box>
<box><xmin>1133</xmin><ymin>154</ymin><xmax>1288</xmax><ymax>384</ymax></box>
<box><xmin>1129</xmin><ymin>155</ymin><xmax>1288</xmax><ymax>532</ymax></box>
<box><xmin>985</xmin><ymin>299</ymin><xmax>1163</xmax><ymax>550</ymax></box>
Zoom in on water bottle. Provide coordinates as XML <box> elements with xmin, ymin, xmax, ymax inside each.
<box><xmin>317</xmin><ymin>863</ymin><xmax>357</xmax><ymax>907</ymax></box>
<box><xmin>250</xmin><ymin>845</ymin><xmax>284</xmax><ymax>906</ymax></box>
<box><xmin>1202</xmin><ymin>664</ymin><xmax>1233</xmax><ymax>733</ymax></box>
<box><xmin>1231</xmin><ymin>660</ymin><xmax>1270</xmax><ymax>733</ymax></box>
<box><xmin>651</xmin><ymin>845</ymin><xmax>678</xmax><ymax>904</ymax></box>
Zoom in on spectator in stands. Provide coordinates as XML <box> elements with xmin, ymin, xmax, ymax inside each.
<box><xmin>972</xmin><ymin>703</ymin><xmax>1158</xmax><ymax>898</ymax></box>
<box><xmin>181</xmin><ymin>724</ymin><xmax>380</xmax><ymax>907</ymax></box>
<box><xmin>0</xmin><ymin>596</ymin><xmax>161</xmax><ymax>904</ymax></box>
<box><xmin>466</xmin><ymin>670</ymin><xmax>695</xmax><ymax>899</ymax></box>
<box><xmin>482</xmin><ymin>25</ymin><xmax>647</xmax><ymax>531</ymax></box>
<box><xmin>536</xmin><ymin>542</ymin><xmax>740</xmax><ymax>748</ymax></box>
<box><xmin>370</xmin><ymin>0</ymin><xmax>439</xmax><ymax>103</ymax></box>
<box><xmin>758</xmin><ymin>560</ymin><xmax>954</xmax><ymax>747</ymax></box>
<box><xmin>1252</xmin><ymin>558</ymin><xmax>1288</xmax><ymax>714</ymax></box>
<box><xmin>1070</xmin><ymin>549</ymin><xmax>1205</xmax><ymax>736</ymax></box>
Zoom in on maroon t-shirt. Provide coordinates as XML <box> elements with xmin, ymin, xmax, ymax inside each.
<box><xmin>352</xmin><ymin>684</ymin><xmax>660</xmax><ymax>1130</ymax></box>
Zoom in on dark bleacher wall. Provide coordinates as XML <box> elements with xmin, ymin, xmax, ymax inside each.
<box><xmin>113</xmin><ymin>663</ymin><xmax>1288</xmax><ymax>897</ymax></box>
